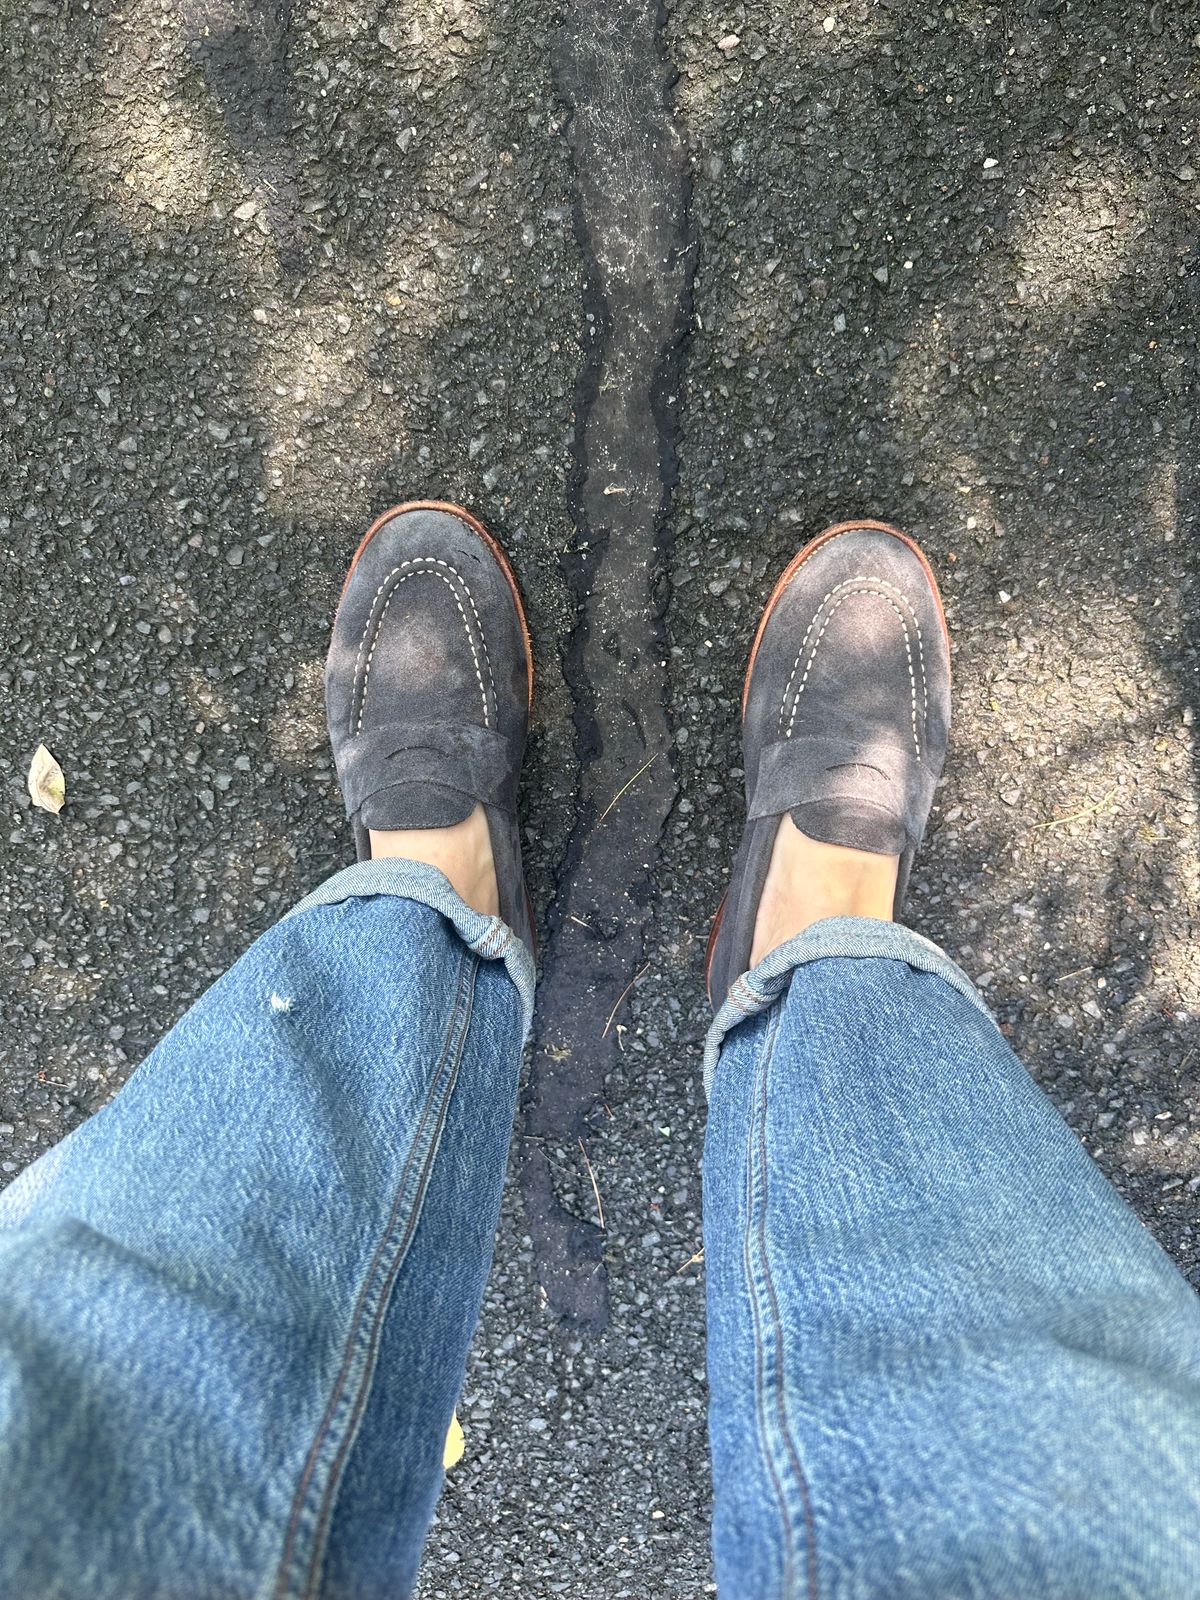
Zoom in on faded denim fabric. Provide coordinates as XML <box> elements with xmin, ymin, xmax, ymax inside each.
<box><xmin>0</xmin><ymin>863</ymin><xmax>531</xmax><ymax>1600</ymax></box>
<box><xmin>3</xmin><ymin>887</ymin><xmax>1199</xmax><ymax>1600</ymax></box>
<box><xmin>704</xmin><ymin>918</ymin><xmax>1200</xmax><ymax>1600</ymax></box>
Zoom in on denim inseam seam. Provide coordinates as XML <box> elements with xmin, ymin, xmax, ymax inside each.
<box><xmin>271</xmin><ymin>947</ymin><xmax>480</xmax><ymax>1600</ymax></box>
<box><xmin>475</xmin><ymin>924</ymin><xmax>512</xmax><ymax>962</ymax></box>
<box><xmin>727</xmin><ymin>981</ymin><xmax>758</xmax><ymax>1018</ymax></box>
<box><xmin>304</xmin><ymin>959</ymin><xmax>479</xmax><ymax>1597</ymax></box>
<box><xmin>747</xmin><ymin>1006</ymin><xmax>820</xmax><ymax>1600</ymax></box>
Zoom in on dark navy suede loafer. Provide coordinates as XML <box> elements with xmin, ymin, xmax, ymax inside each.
<box><xmin>706</xmin><ymin>518</ymin><xmax>952</xmax><ymax>1007</ymax></box>
<box><xmin>326</xmin><ymin>500</ymin><xmax>535</xmax><ymax>953</ymax></box>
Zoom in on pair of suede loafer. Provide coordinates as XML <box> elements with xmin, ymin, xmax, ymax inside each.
<box><xmin>325</xmin><ymin>502</ymin><xmax>951</xmax><ymax>1006</ymax></box>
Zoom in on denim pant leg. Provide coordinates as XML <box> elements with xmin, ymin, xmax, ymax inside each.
<box><xmin>0</xmin><ymin>860</ymin><xmax>534</xmax><ymax>1600</ymax></box>
<box><xmin>703</xmin><ymin>916</ymin><xmax>1200</xmax><ymax>1600</ymax></box>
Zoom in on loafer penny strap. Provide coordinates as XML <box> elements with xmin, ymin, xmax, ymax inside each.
<box><xmin>337</xmin><ymin>720</ymin><xmax>519</xmax><ymax>819</ymax></box>
<box><xmin>748</xmin><ymin>731</ymin><xmax>939</xmax><ymax>846</ymax></box>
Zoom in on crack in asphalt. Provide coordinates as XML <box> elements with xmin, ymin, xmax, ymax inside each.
<box><xmin>520</xmin><ymin>0</ymin><xmax>696</xmax><ymax>1328</ymax></box>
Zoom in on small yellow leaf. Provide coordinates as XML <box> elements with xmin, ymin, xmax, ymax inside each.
<box><xmin>28</xmin><ymin>744</ymin><xmax>65</xmax><ymax>815</ymax></box>
<box><xmin>443</xmin><ymin>1411</ymin><xmax>465</xmax><ymax>1470</ymax></box>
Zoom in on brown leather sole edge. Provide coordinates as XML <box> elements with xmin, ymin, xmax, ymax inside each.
<box><xmin>704</xmin><ymin>893</ymin><xmax>727</xmax><ymax>1005</ymax></box>
<box><xmin>336</xmin><ymin>498</ymin><xmax>535</xmax><ymax>713</ymax></box>
<box><xmin>706</xmin><ymin>517</ymin><xmax>950</xmax><ymax>1001</ymax></box>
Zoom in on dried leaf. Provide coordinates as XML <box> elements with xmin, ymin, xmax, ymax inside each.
<box><xmin>442</xmin><ymin>1411</ymin><xmax>465</xmax><ymax>1470</ymax></box>
<box><xmin>27</xmin><ymin>744</ymin><xmax>65</xmax><ymax>815</ymax></box>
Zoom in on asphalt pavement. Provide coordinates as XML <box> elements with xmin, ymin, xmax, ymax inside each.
<box><xmin>2</xmin><ymin>1</ymin><xmax>1197</xmax><ymax>1594</ymax></box>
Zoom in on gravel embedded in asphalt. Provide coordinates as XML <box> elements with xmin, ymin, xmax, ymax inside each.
<box><xmin>2</xmin><ymin>1</ymin><xmax>1198</xmax><ymax>1594</ymax></box>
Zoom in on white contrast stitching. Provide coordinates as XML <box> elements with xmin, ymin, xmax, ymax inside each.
<box><xmin>780</xmin><ymin>575</ymin><xmax>927</xmax><ymax>733</ymax></box>
<box><xmin>351</xmin><ymin>556</ymin><xmax>438</xmax><ymax>719</ymax></box>
<box><xmin>454</xmin><ymin>569</ymin><xmax>498</xmax><ymax>726</ymax></box>
<box><xmin>781</xmin><ymin>578</ymin><xmax>923</xmax><ymax>758</ymax></box>
<box><xmin>351</xmin><ymin>558</ymin><xmax>492</xmax><ymax>734</ymax></box>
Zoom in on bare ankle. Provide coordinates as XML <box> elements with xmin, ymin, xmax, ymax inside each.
<box><xmin>749</xmin><ymin>817</ymin><xmax>898</xmax><ymax>967</ymax></box>
<box><xmin>368</xmin><ymin>803</ymin><xmax>499</xmax><ymax>918</ymax></box>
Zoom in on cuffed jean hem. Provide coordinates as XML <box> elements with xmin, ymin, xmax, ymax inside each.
<box><xmin>288</xmin><ymin>859</ymin><xmax>537</xmax><ymax>1041</ymax></box>
<box><xmin>703</xmin><ymin>914</ymin><xmax>997</xmax><ymax>1097</ymax></box>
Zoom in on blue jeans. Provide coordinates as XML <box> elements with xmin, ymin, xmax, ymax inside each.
<box><xmin>1</xmin><ymin>866</ymin><xmax>1198</xmax><ymax>1598</ymax></box>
